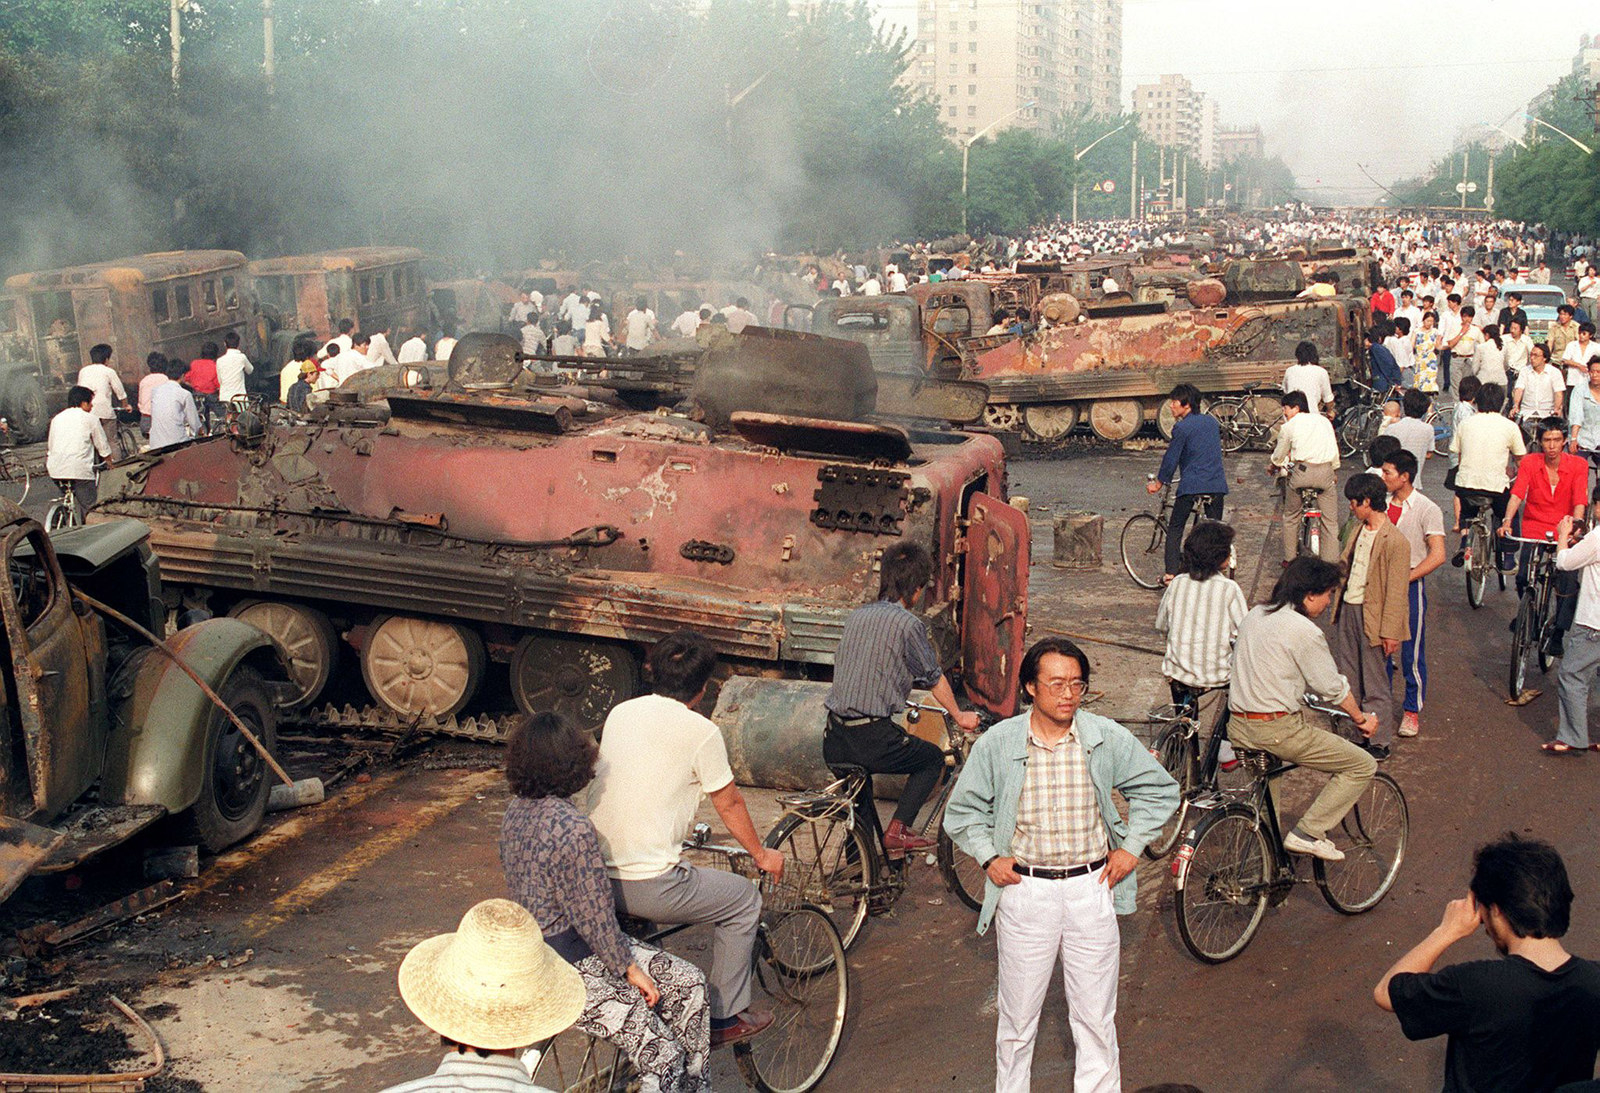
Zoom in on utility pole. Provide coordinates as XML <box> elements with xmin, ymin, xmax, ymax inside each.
<box><xmin>1485</xmin><ymin>149</ymin><xmax>1496</xmax><ymax>212</ymax></box>
<box><xmin>1459</xmin><ymin>149</ymin><xmax>1468</xmax><ymax>211</ymax></box>
<box><xmin>1130</xmin><ymin>140</ymin><xmax>1137</xmax><ymax>220</ymax></box>
<box><xmin>263</xmin><ymin>0</ymin><xmax>276</xmax><ymax>94</ymax></box>
<box><xmin>169</xmin><ymin>0</ymin><xmax>183</xmax><ymax>90</ymax></box>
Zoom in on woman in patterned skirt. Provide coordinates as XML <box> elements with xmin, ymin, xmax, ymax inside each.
<box><xmin>500</xmin><ymin>713</ymin><xmax>711</xmax><ymax>1093</ymax></box>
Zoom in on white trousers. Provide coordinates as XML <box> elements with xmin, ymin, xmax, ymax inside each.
<box><xmin>994</xmin><ymin>873</ymin><xmax>1121</xmax><ymax>1093</ymax></box>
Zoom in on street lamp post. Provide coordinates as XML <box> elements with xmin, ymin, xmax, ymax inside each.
<box><xmin>1523</xmin><ymin>113</ymin><xmax>1594</xmax><ymax>155</ymax></box>
<box><xmin>961</xmin><ymin>100</ymin><xmax>1037</xmax><ymax>235</ymax></box>
<box><xmin>1071</xmin><ymin>120</ymin><xmax>1131</xmax><ymax>225</ymax></box>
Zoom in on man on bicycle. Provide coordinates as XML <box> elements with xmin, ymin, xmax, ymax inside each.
<box><xmin>825</xmin><ymin>542</ymin><xmax>980</xmax><ymax>856</ymax></box>
<box><xmin>45</xmin><ymin>385</ymin><xmax>111</xmax><ymax>514</ymax></box>
<box><xmin>1450</xmin><ymin>382</ymin><xmax>1523</xmax><ymax>571</ymax></box>
<box><xmin>1146</xmin><ymin>383</ymin><xmax>1226</xmax><ymax>583</ymax></box>
<box><xmin>1501</xmin><ymin>417</ymin><xmax>1588</xmax><ymax>656</ymax></box>
<box><xmin>1228</xmin><ymin>557</ymin><xmax>1379</xmax><ymax>862</ymax></box>
<box><xmin>1270</xmin><ymin>391</ymin><xmax>1341</xmax><ymax>562</ymax></box>
<box><xmin>585</xmin><ymin>630</ymin><xmax>782</xmax><ymax>1047</ymax></box>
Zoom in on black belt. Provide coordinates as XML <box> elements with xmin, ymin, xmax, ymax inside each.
<box><xmin>1013</xmin><ymin>857</ymin><xmax>1108</xmax><ymax>880</ymax></box>
<box><xmin>826</xmin><ymin>713</ymin><xmax>885</xmax><ymax>729</ymax></box>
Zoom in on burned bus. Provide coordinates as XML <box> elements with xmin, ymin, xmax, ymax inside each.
<box><xmin>0</xmin><ymin>252</ymin><xmax>261</xmax><ymax>440</ymax></box>
<box><xmin>249</xmin><ymin>247</ymin><xmax>428</xmax><ymax>364</ymax></box>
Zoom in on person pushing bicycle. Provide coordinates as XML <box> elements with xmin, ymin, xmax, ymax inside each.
<box><xmin>1228</xmin><ymin>557</ymin><xmax>1379</xmax><ymax>863</ymax></box>
<box><xmin>824</xmin><ymin>542</ymin><xmax>979</xmax><ymax>857</ymax></box>
<box><xmin>45</xmin><ymin>384</ymin><xmax>111</xmax><ymax>516</ymax></box>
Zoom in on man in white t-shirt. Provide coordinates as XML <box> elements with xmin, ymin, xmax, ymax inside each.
<box><xmin>887</xmin><ymin>267</ymin><xmax>909</xmax><ymax>293</ymax></box>
<box><xmin>1282</xmin><ymin>340</ymin><xmax>1334</xmax><ymax>416</ymax></box>
<box><xmin>215</xmin><ymin>331</ymin><xmax>255</xmax><ymax>402</ymax></box>
<box><xmin>1503</xmin><ymin>319</ymin><xmax>1534</xmax><ymax>378</ymax></box>
<box><xmin>586</xmin><ymin>631</ymin><xmax>783</xmax><ymax>1047</ymax></box>
<box><xmin>622</xmin><ymin>298</ymin><xmax>657</xmax><ymax>355</ymax></box>
<box><xmin>1563</xmin><ymin>324</ymin><xmax>1597</xmax><ymax>391</ymax></box>
<box><xmin>724</xmin><ymin>298</ymin><xmax>760</xmax><ymax>335</ymax></box>
<box><xmin>77</xmin><ymin>344</ymin><xmax>131</xmax><ymax>432</ymax></box>
<box><xmin>397</xmin><ymin>331</ymin><xmax>428</xmax><ymax>364</ymax></box>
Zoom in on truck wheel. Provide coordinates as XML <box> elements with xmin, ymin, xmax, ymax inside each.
<box><xmin>511</xmin><ymin>634</ymin><xmax>639</xmax><ymax>730</ymax></box>
<box><xmin>360</xmin><ymin>614</ymin><xmax>485</xmax><ymax>719</ymax></box>
<box><xmin>227</xmin><ymin>601</ymin><xmax>338</xmax><ymax>708</ymax></box>
<box><xmin>177</xmin><ymin>665</ymin><xmax>277</xmax><ymax>853</ymax></box>
<box><xmin>5</xmin><ymin>375</ymin><xmax>49</xmax><ymax>443</ymax></box>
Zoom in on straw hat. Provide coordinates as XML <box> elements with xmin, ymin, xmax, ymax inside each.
<box><xmin>397</xmin><ymin>899</ymin><xmax>585</xmax><ymax>1050</ymax></box>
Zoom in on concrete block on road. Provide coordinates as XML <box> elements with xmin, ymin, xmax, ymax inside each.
<box><xmin>1052</xmin><ymin>512</ymin><xmax>1103</xmax><ymax>569</ymax></box>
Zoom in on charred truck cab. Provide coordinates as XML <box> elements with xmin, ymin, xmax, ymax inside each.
<box><xmin>0</xmin><ymin>251</ymin><xmax>261</xmax><ymax>441</ymax></box>
<box><xmin>93</xmin><ymin>330</ymin><xmax>1029</xmax><ymax>788</ymax></box>
<box><xmin>0</xmin><ymin>505</ymin><xmax>287</xmax><ymax>902</ymax></box>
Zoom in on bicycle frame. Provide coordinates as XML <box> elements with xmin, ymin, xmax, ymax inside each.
<box><xmin>1176</xmin><ymin>748</ymin><xmax>1298</xmax><ymax>906</ymax></box>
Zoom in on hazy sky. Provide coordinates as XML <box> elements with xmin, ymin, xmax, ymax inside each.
<box><xmin>1121</xmin><ymin>0</ymin><xmax>1596</xmax><ymax>198</ymax></box>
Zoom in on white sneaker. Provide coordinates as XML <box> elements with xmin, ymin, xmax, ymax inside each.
<box><xmin>1283</xmin><ymin>831</ymin><xmax>1345</xmax><ymax>861</ymax></box>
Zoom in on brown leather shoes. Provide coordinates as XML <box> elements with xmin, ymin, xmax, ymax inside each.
<box><xmin>710</xmin><ymin>1008</ymin><xmax>775</xmax><ymax>1048</ymax></box>
<box><xmin>883</xmin><ymin>819</ymin><xmax>936</xmax><ymax>857</ymax></box>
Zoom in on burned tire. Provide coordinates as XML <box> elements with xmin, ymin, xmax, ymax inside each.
<box><xmin>177</xmin><ymin>665</ymin><xmax>277</xmax><ymax>853</ymax></box>
<box><xmin>5</xmin><ymin>375</ymin><xmax>49</xmax><ymax>443</ymax></box>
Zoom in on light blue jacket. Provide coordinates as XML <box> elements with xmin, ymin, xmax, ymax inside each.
<box><xmin>943</xmin><ymin>708</ymin><xmax>1179</xmax><ymax>934</ymax></box>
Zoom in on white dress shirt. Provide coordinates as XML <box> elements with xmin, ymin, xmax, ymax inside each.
<box><xmin>46</xmin><ymin>407</ymin><xmax>111</xmax><ymax>480</ymax></box>
<box><xmin>366</xmin><ymin>331</ymin><xmax>398</xmax><ymax>368</ymax></box>
<box><xmin>670</xmin><ymin>310</ymin><xmax>701</xmax><ymax>338</ymax></box>
<box><xmin>1515</xmin><ymin>364</ymin><xmax>1566</xmax><ymax>419</ymax></box>
<box><xmin>215</xmin><ymin>348</ymin><xmax>254</xmax><ymax>401</ymax></box>
<box><xmin>1557</xmin><ymin>526</ymin><xmax>1600</xmax><ymax>632</ymax></box>
<box><xmin>397</xmin><ymin>336</ymin><xmax>428</xmax><ymax>364</ymax></box>
<box><xmin>76</xmin><ymin>363</ymin><xmax>127</xmax><ymax>420</ymax></box>
<box><xmin>1282</xmin><ymin>363</ymin><xmax>1333</xmax><ymax>409</ymax></box>
<box><xmin>1271</xmin><ymin>410</ymin><xmax>1340</xmax><ymax>467</ymax></box>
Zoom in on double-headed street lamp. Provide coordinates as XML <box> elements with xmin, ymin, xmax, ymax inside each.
<box><xmin>1523</xmin><ymin>113</ymin><xmax>1594</xmax><ymax>155</ymax></box>
<box><xmin>1071</xmin><ymin>120</ymin><xmax>1132</xmax><ymax>225</ymax></box>
<box><xmin>961</xmin><ymin>100</ymin><xmax>1037</xmax><ymax>235</ymax></box>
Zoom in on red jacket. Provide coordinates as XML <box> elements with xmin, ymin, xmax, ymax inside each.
<box><xmin>1369</xmin><ymin>289</ymin><xmax>1395</xmax><ymax>316</ymax></box>
<box><xmin>185</xmin><ymin>358</ymin><xmax>219</xmax><ymax>395</ymax></box>
<box><xmin>1510</xmin><ymin>452</ymin><xmax>1588</xmax><ymax>538</ymax></box>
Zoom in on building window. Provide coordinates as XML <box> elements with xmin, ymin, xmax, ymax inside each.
<box><xmin>968</xmin><ymin>41</ymin><xmax>977</xmax><ymax>52</ymax></box>
<box><xmin>949</xmin><ymin>84</ymin><xmax>957</xmax><ymax>96</ymax></box>
<box><xmin>949</xmin><ymin>105</ymin><xmax>958</xmax><ymax>117</ymax></box>
<box><xmin>949</xmin><ymin>42</ymin><xmax>957</xmax><ymax>53</ymax></box>
<box><xmin>969</xmin><ymin>62</ymin><xmax>978</xmax><ymax>74</ymax></box>
<box><xmin>949</xmin><ymin>63</ymin><xmax>958</xmax><ymax>74</ymax></box>
<box><xmin>968</xmin><ymin>105</ymin><xmax>977</xmax><ymax>116</ymax></box>
<box><xmin>968</xmin><ymin>83</ymin><xmax>977</xmax><ymax>94</ymax></box>
<box><xmin>968</xmin><ymin>20</ymin><xmax>977</xmax><ymax>30</ymax></box>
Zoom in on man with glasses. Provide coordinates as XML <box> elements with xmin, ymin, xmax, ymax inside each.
<box><xmin>945</xmin><ymin>637</ymin><xmax>1177</xmax><ymax>1093</ymax></box>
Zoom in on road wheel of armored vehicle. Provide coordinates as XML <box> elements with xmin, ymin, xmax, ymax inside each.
<box><xmin>1088</xmin><ymin>399</ymin><xmax>1143</xmax><ymax>442</ymax></box>
<box><xmin>511</xmin><ymin>634</ymin><xmax>640</xmax><ymax>730</ymax></box>
<box><xmin>5</xmin><ymin>375</ymin><xmax>49</xmax><ymax>443</ymax></box>
<box><xmin>361</xmin><ymin>615</ymin><xmax>486</xmax><ymax>719</ymax></box>
<box><xmin>178</xmin><ymin>665</ymin><xmax>278</xmax><ymax>853</ymax></box>
<box><xmin>1021</xmin><ymin>403</ymin><xmax>1079</xmax><ymax>442</ymax></box>
<box><xmin>1156</xmin><ymin>399</ymin><xmax>1178</xmax><ymax>441</ymax></box>
<box><xmin>227</xmin><ymin>601</ymin><xmax>338</xmax><ymax>708</ymax></box>
<box><xmin>981</xmin><ymin>403</ymin><xmax>1022</xmax><ymax>432</ymax></box>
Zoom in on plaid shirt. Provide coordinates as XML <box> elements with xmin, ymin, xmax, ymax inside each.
<box><xmin>1010</xmin><ymin>726</ymin><xmax>1108</xmax><ymax>867</ymax></box>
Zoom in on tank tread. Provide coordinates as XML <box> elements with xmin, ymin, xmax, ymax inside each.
<box><xmin>284</xmin><ymin>702</ymin><xmax>517</xmax><ymax>745</ymax></box>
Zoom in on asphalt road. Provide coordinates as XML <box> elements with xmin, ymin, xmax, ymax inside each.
<box><xmin>5</xmin><ymin>438</ymin><xmax>1598</xmax><ymax>1092</ymax></box>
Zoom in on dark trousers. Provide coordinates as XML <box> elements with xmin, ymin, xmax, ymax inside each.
<box><xmin>1438</xmin><ymin>348</ymin><xmax>1452</xmax><ymax>390</ymax></box>
<box><xmin>823</xmin><ymin>715</ymin><xmax>943</xmax><ymax>829</ymax></box>
<box><xmin>1164</xmin><ymin>493</ymin><xmax>1224</xmax><ymax>577</ymax></box>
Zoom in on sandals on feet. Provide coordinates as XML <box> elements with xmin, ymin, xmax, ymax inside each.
<box><xmin>1541</xmin><ymin>741</ymin><xmax>1584</xmax><ymax>755</ymax></box>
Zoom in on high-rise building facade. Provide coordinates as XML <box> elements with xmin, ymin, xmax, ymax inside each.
<box><xmin>907</xmin><ymin>0</ymin><xmax>1123</xmax><ymax>140</ymax></box>
<box><xmin>1131</xmin><ymin>73</ymin><xmax>1217</xmax><ymax>167</ymax></box>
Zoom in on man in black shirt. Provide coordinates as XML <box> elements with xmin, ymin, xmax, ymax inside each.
<box><xmin>1375</xmin><ymin>834</ymin><xmax>1600</xmax><ymax>1092</ymax></box>
<box><xmin>1498</xmin><ymin>291</ymin><xmax>1530</xmax><ymax>337</ymax></box>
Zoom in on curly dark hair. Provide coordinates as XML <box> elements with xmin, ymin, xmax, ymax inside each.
<box><xmin>505</xmin><ymin>713</ymin><xmax>598</xmax><ymax>799</ymax></box>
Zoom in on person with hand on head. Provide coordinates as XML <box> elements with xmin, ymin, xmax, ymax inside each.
<box><xmin>585</xmin><ymin>630</ymin><xmax>781</xmax><ymax>1049</ymax></box>
<box><xmin>825</xmin><ymin>541</ymin><xmax>981</xmax><ymax>855</ymax></box>
<box><xmin>1374</xmin><ymin>834</ymin><xmax>1600</xmax><ymax>1093</ymax></box>
<box><xmin>944</xmin><ymin>637</ymin><xmax>1178</xmax><ymax>1093</ymax></box>
<box><xmin>1227</xmin><ymin>557</ymin><xmax>1379</xmax><ymax>862</ymax></box>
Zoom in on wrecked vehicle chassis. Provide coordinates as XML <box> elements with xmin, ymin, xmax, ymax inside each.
<box><xmin>93</xmin><ymin>402</ymin><xmax>1028</xmax><ymax>783</ymax></box>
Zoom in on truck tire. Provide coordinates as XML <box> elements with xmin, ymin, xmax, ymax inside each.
<box><xmin>5</xmin><ymin>375</ymin><xmax>49</xmax><ymax>443</ymax></box>
<box><xmin>176</xmin><ymin>666</ymin><xmax>277</xmax><ymax>853</ymax></box>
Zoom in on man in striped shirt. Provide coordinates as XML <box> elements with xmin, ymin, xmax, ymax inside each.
<box><xmin>825</xmin><ymin>542</ymin><xmax>980</xmax><ymax>856</ymax></box>
<box><xmin>1155</xmin><ymin>521</ymin><xmax>1247</xmax><ymax>765</ymax></box>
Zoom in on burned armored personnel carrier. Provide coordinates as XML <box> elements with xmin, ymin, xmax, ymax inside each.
<box><xmin>93</xmin><ymin>329</ymin><xmax>1028</xmax><ymax>783</ymax></box>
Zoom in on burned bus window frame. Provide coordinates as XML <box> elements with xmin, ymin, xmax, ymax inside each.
<box><xmin>404</xmin><ymin>268</ymin><xmax>416</xmax><ymax>296</ymax></box>
<box><xmin>375</xmin><ymin>272</ymin><xmax>388</xmax><ymax>302</ymax></box>
<box><xmin>359</xmin><ymin>276</ymin><xmax>371</xmax><ymax>306</ymax></box>
<box><xmin>221</xmin><ymin>275</ymin><xmax>239</xmax><ymax>310</ymax></box>
<box><xmin>392</xmin><ymin>270</ymin><xmax>403</xmax><ymax>300</ymax></box>
<box><xmin>174</xmin><ymin>283</ymin><xmax>192</xmax><ymax>320</ymax></box>
<box><xmin>152</xmin><ymin>288</ymin><xmax>171</xmax><ymax>324</ymax></box>
<box><xmin>202</xmin><ymin>279</ymin><xmax>218</xmax><ymax>313</ymax></box>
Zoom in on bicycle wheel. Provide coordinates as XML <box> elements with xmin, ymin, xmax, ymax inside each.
<box><xmin>44</xmin><ymin>499</ymin><xmax>79</xmax><ymax>532</ymax></box>
<box><xmin>1210</xmin><ymin>401</ymin><xmax>1253</xmax><ymax>454</ymax></box>
<box><xmin>0</xmin><ymin>449</ymin><xmax>29</xmax><ymax>507</ymax></box>
<box><xmin>1430</xmin><ymin>411</ymin><xmax>1452</xmax><ymax>457</ymax></box>
<box><xmin>763</xmin><ymin>813</ymin><xmax>873</xmax><ymax>954</ymax></box>
<box><xmin>1509</xmin><ymin>593</ymin><xmax>1535</xmax><ymax>698</ymax></box>
<box><xmin>116</xmin><ymin>422</ymin><xmax>143</xmax><ymax>460</ymax></box>
<box><xmin>1143</xmin><ymin>724</ymin><xmax>1195</xmax><ymax>860</ymax></box>
<box><xmin>1174</xmin><ymin>807</ymin><xmax>1272</xmax><ymax>964</ymax></box>
<box><xmin>935</xmin><ymin>827</ymin><xmax>985</xmax><ymax>912</ymax></box>
<box><xmin>1314</xmin><ymin>773</ymin><xmax>1409</xmax><ymax>914</ymax></box>
<box><xmin>528</xmin><ymin>1029</ymin><xmax>632</xmax><ymax>1093</ymax></box>
<box><xmin>736</xmin><ymin>905</ymin><xmax>848</xmax><ymax>1093</ymax></box>
<box><xmin>1465</xmin><ymin>523</ymin><xmax>1489</xmax><ymax>609</ymax></box>
<box><xmin>1119</xmin><ymin>513</ymin><xmax>1167</xmax><ymax>589</ymax></box>
<box><xmin>1339</xmin><ymin>407</ymin><xmax>1380</xmax><ymax>457</ymax></box>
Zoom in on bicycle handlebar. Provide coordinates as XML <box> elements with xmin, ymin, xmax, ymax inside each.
<box><xmin>1499</xmin><ymin>534</ymin><xmax>1558</xmax><ymax>547</ymax></box>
